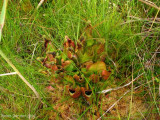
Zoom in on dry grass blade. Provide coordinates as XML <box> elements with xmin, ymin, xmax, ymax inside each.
<box><xmin>97</xmin><ymin>72</ymin><xmax>144</xmax><ymax>94</ymax></box>
<box><xmin>138</xmin><ymin>0</ymin><xmax>160</xmax><ymax>11</ymax></box>
<box><xmin>36</xmin><ymin>0</ymin><xmax>45</xmax><ymax>10</ymax></box>
<box><xmin>0</xmin><ymin>72</ymin><xmax>17</xmax><ymax>76</ymax></box>
<box><xmin>30</xmin><ymin>42</ymin><xmax>38</xmax><ymax>65</ymax></box>
<box><xmin>128</xmin><ymin>62</ymin><xmax>134</xmax><ymax>119</ymax></box>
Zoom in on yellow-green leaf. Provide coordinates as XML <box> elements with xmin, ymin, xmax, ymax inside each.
<box><xmin>88</xmin><ymin>61</ymin><xmax>106</xmax><ymax>72</ymax></box>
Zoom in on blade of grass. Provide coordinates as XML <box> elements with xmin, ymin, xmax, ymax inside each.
<box><xmin>0</xmin><ymin>0</ymin><xmax>8</xmax><ymax>42</ymax></box>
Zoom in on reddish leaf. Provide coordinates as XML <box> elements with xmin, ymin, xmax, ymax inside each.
<box><xmin>73</xmin><ymin>74</ymin><xmax>84</xmax><ymax>83</ymax></box>
<box><xmin>47</xmin><ymin>54</ymin><xmax>55</xmax><ymax>62</ymax></box>
<box><xmin>81</xmin><ymin>87</ymin><xmax>92</xmax><ymax>104</ymax></box>
<box><xmin>46</xmin><ymin>86</ymin><xmax>55</xmax><ymax>92</ymax></box>
<box><xmin>44</xmin><ymin>62</ymin><xmax>51</xmax><ymax>68</ymax></box>
<box><xmin>101</xmin><ymin>70</ymin><xmax>111</xmax><ymax>80</ymax></box>
<box><xmin>68</xmin><ymin>86</ymin><xmax>81</xmax><ymax>98</ymax></box>
<box><xmin>76</xmin><ymin>42</ymin><xmax>83</xmax><ymax>51</ymax></box>
<box><xmin>67</xmin><ymin>51</ymin><xmax>72</xmax><ymax>59</ymax></box>
<box><xmin>61</xmin><ymin>59</ymin><xmax>71</xmax><ymax>67</ymax></box>
<box><xmin>89</xmin><ymin>74</ymin><xmax>100</xmax><ymax>83</ymax></box>
<box><xmin>51</xmin><ymin>65</ymin><xmax>58</xmax><ymax>71</ymax></box>
<box><xmin>64</xmin><ymin>36</ymin><xmax>75</xmax><ymax>49</ymax></box>
<box><xmin>44</xmin><ymin>39</ymin><xmax>50</xmax><ymax>49</ymax></box>
<box><xmin>82</xmin><ymin>61</ymin><xmax>93</xmax><ymax>69</ymax></box>
<box><xmin>97</xmin><ymin>44</ymin><xmax>105</xmax><ymax>54</ymax></box>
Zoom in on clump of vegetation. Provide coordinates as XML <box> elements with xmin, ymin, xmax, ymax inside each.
<box><xmin>37</xmin><ymin>30</ymin><xmax>111</xmax><ymax>105</ymax></box>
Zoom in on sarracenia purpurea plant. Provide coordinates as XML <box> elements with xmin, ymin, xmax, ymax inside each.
<box><xmin>37</xmin><ymin>25</ymin><xmax>111</xmax><ymax>105</ymax></box>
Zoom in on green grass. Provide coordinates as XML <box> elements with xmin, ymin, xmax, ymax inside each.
<box><xmin>0</xmin><ymin>0</ymin><xmax>160</xmax><ymax>119</ymax></box>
